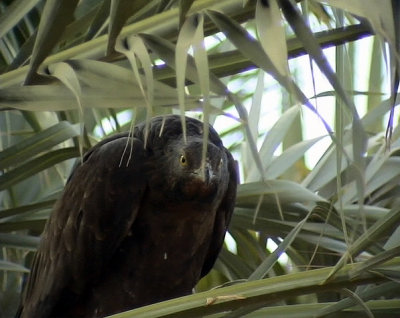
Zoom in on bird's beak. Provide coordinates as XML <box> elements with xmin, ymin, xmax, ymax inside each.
<box><xmin>204</xmin><ymin>162</ymin><xmax>214</xmax><ymax>184</ymax></box>
<box><xmin>193</xmin><ymin>162</ymin><xmax>215</xmax><ymax>184</ymax></box>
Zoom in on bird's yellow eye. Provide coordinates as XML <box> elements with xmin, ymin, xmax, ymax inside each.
<box><xmin>180</xmin><ymin>155</ymin><xmax>188</xmax><ymax>166</ymax></box>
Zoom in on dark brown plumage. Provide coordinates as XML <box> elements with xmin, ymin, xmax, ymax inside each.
<box><xmin>17</xmin><ymin>115</ymin><xmax>237</xmax><ymax>318</ymax></box>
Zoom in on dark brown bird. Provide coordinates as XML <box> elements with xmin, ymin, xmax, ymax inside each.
<box><xmin>17</xmin><ymin>115</ymin><xmax>237</xmax><ymax>318</ymax></box>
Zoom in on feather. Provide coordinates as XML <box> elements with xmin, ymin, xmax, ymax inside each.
<box><xmin>17</xmin><ymin>115</ymin><xmax>237</xmax><ymax>318</ymax></box>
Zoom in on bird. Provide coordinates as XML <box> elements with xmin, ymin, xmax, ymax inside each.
<box><xmin>16</xmin><ymin>114</ymin><xmax>238</xmax><ymax>318</ymax></box>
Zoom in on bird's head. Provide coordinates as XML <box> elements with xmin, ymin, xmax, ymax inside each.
<box><xmin>161</xmin><ymin>138</ymin><xmax>228</xmax><ymax>201</ymax></box>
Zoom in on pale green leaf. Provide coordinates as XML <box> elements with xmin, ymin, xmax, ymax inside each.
<box><xmin>47</xmin><ymin>62</ymin><xmax>83</xmax><ymax>114</ymax></box>
<box><xmin>256</xmin><ymin>0</ymin><xmax>289</xmax><ymax>77</ymax></box>
<box><xmin>0</xmin><ymin>147</ymin><xmax>79</xmax><ymax>191</ymax></box>
<box><xmin>176</xmin><ymin>12</ymin><xmax>200</xmax><ymax>139</ymax></box>
<box><xmin>0</xmin><ymin>60</ymin><xmax>197</xmax><ymax>111</ymax></box>
<box><xmin>243</xmin><ymin>71</ymin><xmax>264</xmax><ymax>179</ymax></box>
<box><xmin>247</xmin><ymin>106</ymin><xmax>301</xmax><ymax>181</ymax></box>
<box><xmin>0</xmin><ymin>0</ymin><xmax>41</xmax><ymax>39</ymax></box>
<box><xmin>179</xmin><ymin>0</ymin><xmax>196</xmax><ymax>29</ymax></box>
<box><xmin>0</xmin><ymin>233</ymin><xmax>39</xmax><ymax>249</ymax></box>
<box><xmin>266</xmin><ymin>136</ymin><xmax>325</xmax><ymax>179</ymax></box>
<box><xmin>108</xmin><ymin>258</ymin><xmax>400</xmax><ymax>317</ymax></box>
<box><xmin>315</xmin><ymin>282</ymin><xmax>399</xmax><ymax>318</ymax></box>
<box><xmin>116</xmin><ymin>35</ymin><xmax>154</xmax><ymax>111</ymax></box>
<box><xmin>326</xmin><ymin>206</ymin><xmax>400</xmax><ymax>280</ymax></box>
<box><xmin>108</xmin><ymin>0</ymin><xmax>150</xmax><ymax>54</ymax></box>
<box><xmin>0</xmin><ymin>121</ymin><xmax>79</xmax><ymax>169</ymax></box>
<box><xmin>244</xmin><ymin>300</ymin><xmax>400</xmax><ymax>318</ymax></box>
<box><xmin>349</xmin><ymin>246</ymin><xmax>400</xmax><ymax>279</ymax></box>
<box><xmin>237</xmin><ymin>180</ymin><xmax>325</xmax><ymax>205</ymax></box>
<box><xmin>0</xmin><ymin>260</ymin><xmax>29</xmax><ymax>273</ymax></box>
<box><xmin>248</xmin><ymin>209</ymin><xmax>313</xmax><ymax>281</ymax></box>
<box><xmin>316</xmin><ymin>0</ymin><xmax>395</xmax><ymax>45</ymax></box>
<box><xmin>206</xmin><ymin>9</ymin><xmax>333</xmax><ymax>135</ymax></box>
<box><xmin>25</xmin><ymin>0</ymin><xmax>79</xmax><ymax>83</ymax></box>
<box><xmin>0</xmin><ymin>200</ymin><xmax>56</xmax><ymax>219</ymax></box>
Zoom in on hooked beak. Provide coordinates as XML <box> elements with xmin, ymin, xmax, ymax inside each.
<box><xmin>192</xmin><ymin>162</ymin><xmax>215</xmax><ymax>184</ymax></box>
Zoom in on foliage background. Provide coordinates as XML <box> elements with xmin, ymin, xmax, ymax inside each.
<box><xmin>1</xmin><ymin>0</ymin><xmax>400</xmax><ymax>317</ymax></box>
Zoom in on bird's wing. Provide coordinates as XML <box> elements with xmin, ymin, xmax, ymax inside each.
<box><xmin>201</xmin><ymin>148</ymin><xmax>238</xmax><ymax>278</ymax></box>
<box><xmin>19</xmin><ymin>134</ymin><xmax>147</xmax><ymax>318</ymax></box>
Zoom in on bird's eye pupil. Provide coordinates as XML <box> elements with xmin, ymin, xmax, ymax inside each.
<box><xmin>180</xmin><ymin>155</ymin><xmax>187</xmax><ymax>165</ymax></box>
